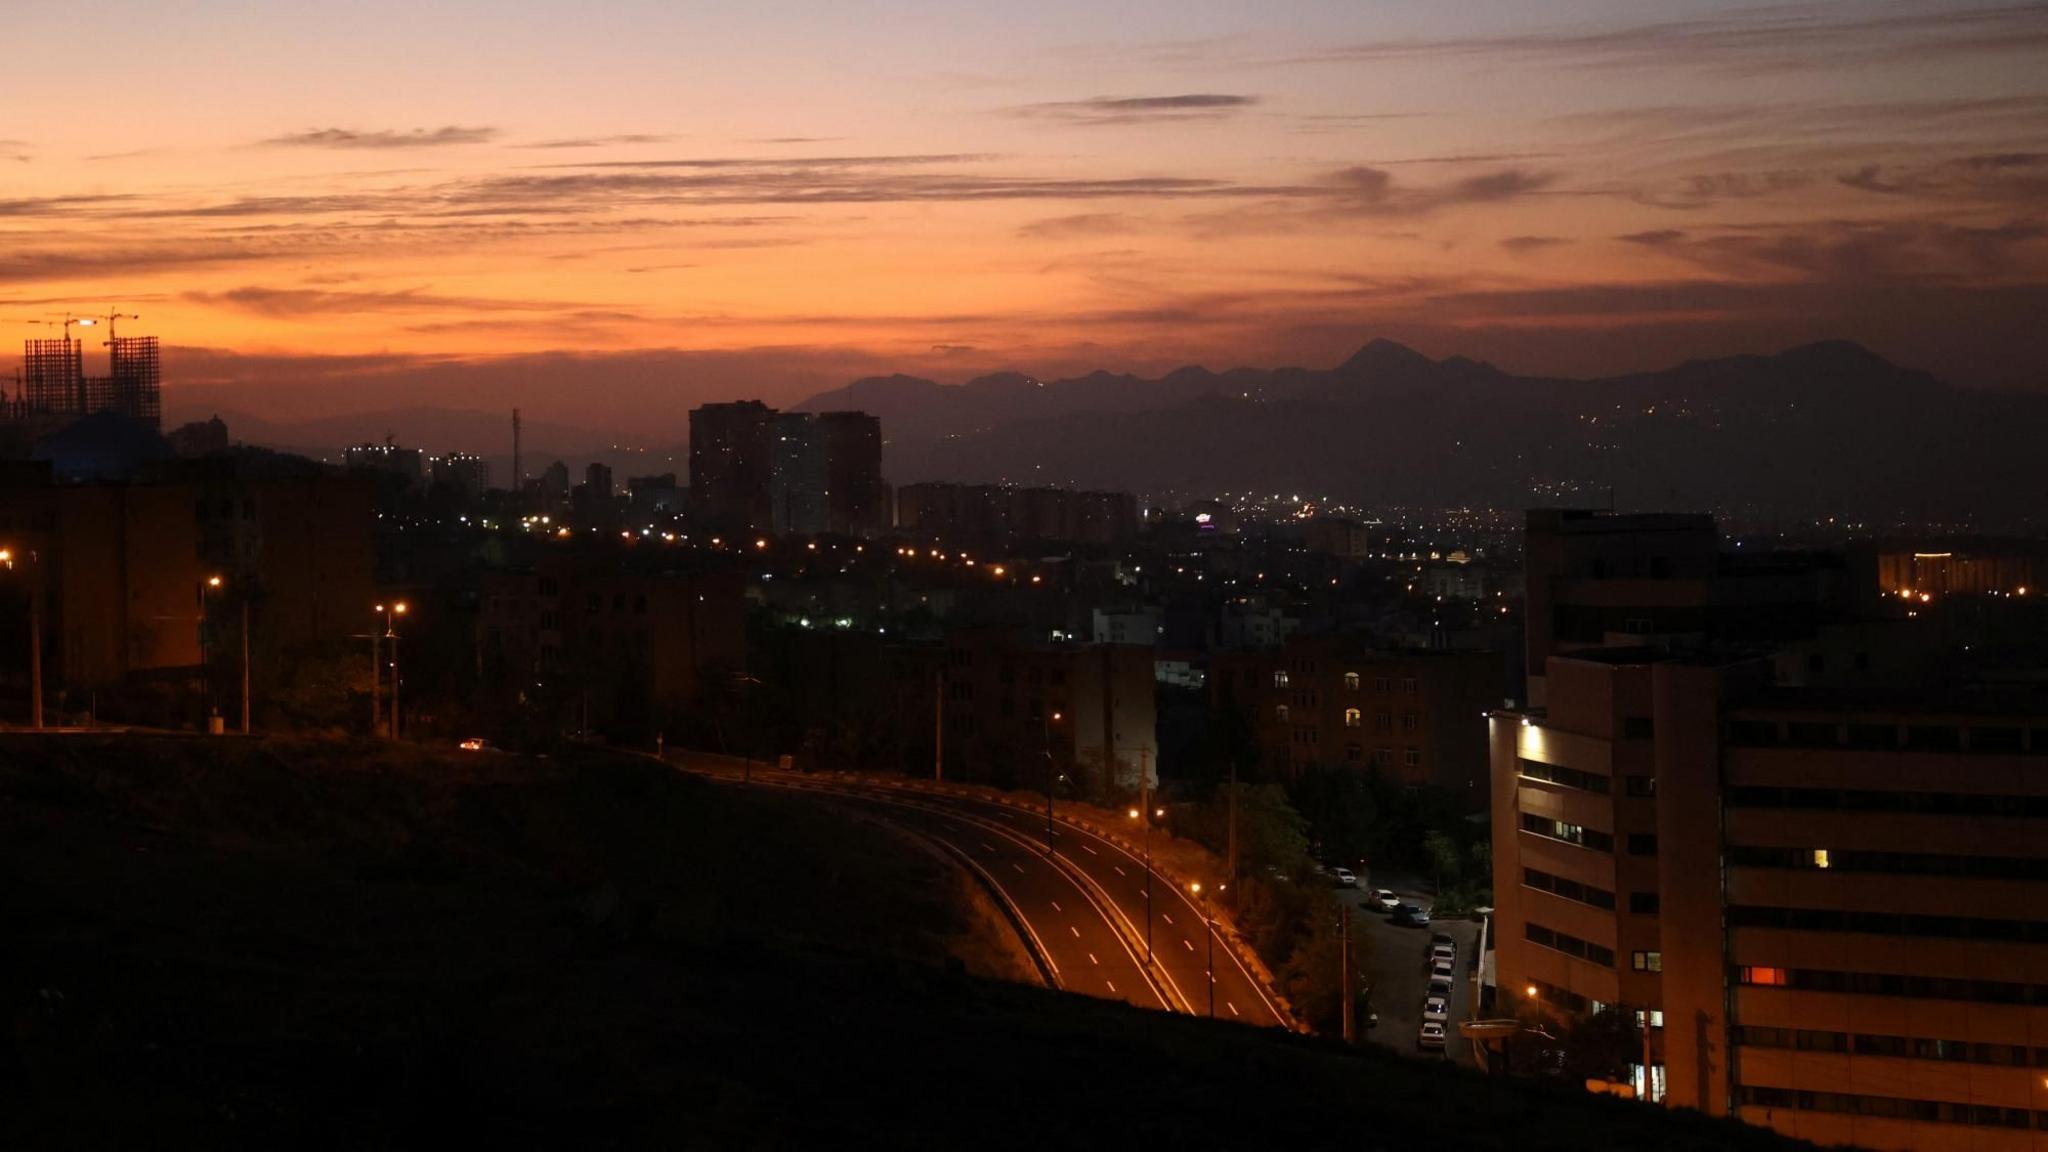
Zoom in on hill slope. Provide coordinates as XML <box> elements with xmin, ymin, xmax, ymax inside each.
<box><xmin>3</xmin><ymin>737</ymin><xmax>1812</xmax><ymax>1149</ymax></box>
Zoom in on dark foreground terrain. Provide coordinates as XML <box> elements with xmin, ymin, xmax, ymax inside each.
<box><xmin>4</xmin><ymin>737</ymin><xmax>1809</xmax><ymax>1150</ymax></box>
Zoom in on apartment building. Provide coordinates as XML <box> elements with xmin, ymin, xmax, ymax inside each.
<box><xmin>1214</xmin><ymin>633</ymin><xmax>1501</xmax><ymax>794</ymax></box>
<box><xmin>1492</xmin><ymin>648</ymin><xmax>2048</xmax><ymax>1151</ymax></box>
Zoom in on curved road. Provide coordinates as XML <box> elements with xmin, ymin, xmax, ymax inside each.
<box><xmin>687</xmin><ymin>758</ymin><xmax>1291</xmax><ymax>1030</ymax></box>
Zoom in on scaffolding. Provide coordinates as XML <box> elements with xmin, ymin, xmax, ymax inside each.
<box><xmin>99</xmin><ymin>335</ymin><xmax>162</xmax><ymax>429</ymax></box>
<box><xmin>22</xmin><ymin>338</ymin><xmax>84</xmax><ymax>414</ymax></box>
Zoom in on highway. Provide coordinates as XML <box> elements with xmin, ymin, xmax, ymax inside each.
<box><xmin>685</xmin><ymin>759</ymin><xmax>1293</xmax><ymax>1030</ymax></box>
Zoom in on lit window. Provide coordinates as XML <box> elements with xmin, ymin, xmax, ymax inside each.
<box><xmin>1344</xmin><ymin>708</ymin><xmax>1362</xmax><ymax>728</ymax></box>
<box><xmin>1343</xmin><ymin>672</ymin><xmax>1360</xmax><ymax>691</ymax></box>
<box><xmin>1276</xmin><ymin>704</ymin><xmax>1290</xmax><ymax>721</ymax></box>
<box><xmin>1811</xmin><ymin>849</ymin><xmax>1831</xmax><ymax>869</ymax></box>
<box><xmin>1273</xmin><ymin>670</ymin><xmax>1289</xmax><ymax>688</ymax></box>
<box><xmin>1740</xmin><ymin>966</ymin><xmax>1789</xmax><ymax>987</ymax></box>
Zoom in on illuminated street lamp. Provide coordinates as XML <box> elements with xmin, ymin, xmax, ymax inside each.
<box><xmin>1</xmin><ymin>546</ymin><xmax>43</xmax><ymax>729</ymax></box>
<box><xmin>200</xmin><ymin>575</ymin><xmax>224</xmax><ymax>728</ymax></box>
<box><xmin>1041</xmin><ymin>709</ymin><xmax>1063</xmax><ymax>854</ymax></box>
<box><xmin>1128</xmin><ymin>801</ymin><xmax>1167</xmax><ymax>962</ymax></box>
<box><xmin>372</xmin><ymin>602</ymin><xmax>407</xmax><ymax>739</ymax></box>
<box><xmin>1190</xmin><ymin>881</ymin><xmax>1219</xmax><ymax>1016</ymax></box>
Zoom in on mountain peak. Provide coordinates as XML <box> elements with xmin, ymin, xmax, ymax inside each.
<box><xmin>1336</xmin><ymin>338</ymin><xmax>1435</xmax><ymax>376</ymax></box>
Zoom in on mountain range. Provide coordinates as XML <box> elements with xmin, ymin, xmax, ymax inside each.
<box><xmin>190</xmin><ymin>339</ymin><xmax>2040</xmax><ymax>527</ymax></box>
<box><xmin>796</xmin><ymin>339</ymin><xmax>2041</xmax><ymax>526</ymax></box>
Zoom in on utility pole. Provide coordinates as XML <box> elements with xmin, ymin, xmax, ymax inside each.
<box><xmin>29</xmin><ymin>593</ymin><xmax>42</xmax><ymax>731</ymax></box>
<box><xmin>369</xmin><ymin>630</ymin><xmax>381</xmax><ymax>738</ymax></box>
<box><xmin>933</xmin><ymin>665</ymin><xmax>944</xmax><ymax>782</ymax></box>
<box><xmin>1340</xmin><ymin>903</ymin><xmax>1356</xmax><ymax>1043</ymax></box>
<box><xmin>1227</xmin><ymin>758</ymin><xmax>1239</xmax><ymax>905</ymax></box>
<box><xmin>240</xmin><ymin>600</ymin><xmax>251</xmax><ymax>735</ymax></box>
<box><xmin>1042</xmin><ymin>709</ymin><xmax>1059</xmax><ymax>855</ymax></box>
<box><xmin>389</xmin><ymin>628</ymin><xmax>400</xmax><ymax>741</ymax></box>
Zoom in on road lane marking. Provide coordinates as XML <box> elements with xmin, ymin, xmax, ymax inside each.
<box><xmin>1050</xmin><ymin>901</ymin><xmax>1062</xmax><ymax>913</ymax></box>
<box><xmin>1106</xmin><ymin>980</ymin><xmax>1117</xmax><ymax>994</ymax></box>
<box><xmin>1089</xmin><ymin>953</ymin><xmax>1100</xmax><ymax>965</ymax></box>
<box><xmin>982</xmin><ymin>842</ymin><xmax>997</xmax><ymax>853</ymax></box>
<box><xmin>1079</xmin><ymin>844</ymin><xmax>1098</xmax><ymax>856</ymax></box>
<box><xmin>1183</xmin><ymin>939</ymin><xmax>1193</xmax><ymax>951</ymax></box>
<box><xmin>1011</xmin><ymin>863</ymin><xmax>1026</xmax><ymax>874</ymax></box>
<box><xmin>1228</xmin><ymin>1002</ymin><xmax>1240</xmax><ymax>1017</ymax></box>
<box><xmin>1070</xmin><ymin>926</ymin><xmax>1081</xmax><ymax>938</ymax></box>
<box><xmin>1112</xmin><ymin>865</ymin><xmax>1125</xmax><ymax>876</ymax></box>
<box><xmin>1161</xmin><ymin>913</ymin><xmax>1172</xmax><ymax>925</ymax></box>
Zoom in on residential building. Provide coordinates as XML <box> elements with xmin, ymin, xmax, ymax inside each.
<box><xmin>689</xmin><ymin>400</ymin><xmax>776</xmax><ymax>533</ymax></box>
<box><xmin>1214</xmin><ymin>634</ymin><xmax>1502</xmax><ymax>793</ymax></box>
<box><xmin>769</xmin><ymin>412</ymin><xmax>829</xmax><ymax>536</ymax></box>
<box><xmin>431</xmin><ymin>452</ymin><xmax>491</xmax><ymax>498</ymax></box>
<box><xmin>343</xmin><ymin>441</ymin><xmax>425</xmax><ymax>486</ymax></box>
<box><xmin>818</xmin><ymin>410</ymin><xmax>886</xmax><ymax>536</ymax></box>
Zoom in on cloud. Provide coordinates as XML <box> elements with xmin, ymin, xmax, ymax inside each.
<box><xmin>259</xmin><ymin>126</ymin><xmax>498</xmax><ymax>149</ymax></box>
<box><xmin>514</xmin><ymin>134</ymin><xmax>669</xmax><ymax>149</ymax></box>
<box><xmin>1619</xmin><ymin>229</ymin><xmax>1687</xmax><ymax>246</ymax></box>
<box><xmin>1836</xmin><ymin>153</ymin><xmax>2048</xmax><ymax>205</ymax></box>
<box><xmin>1017</xmin><ymin>212</ymin><xmax>1143</xmax><ymax>240</ymax></box>
<box><xmin>0</xmin><ymin>193</ymin><xmax>134</xmax><ymax>217</ymax></box>
<box><xmin>1499</xmin><ymin>235</ymin><xmax>1569</xmax><ymax>253</ymax></box>
<box><xmin>1291</xmin><ymin>3</ymin><xmax>2048</xmax><ymax>75</ymax></box>
<box><xmin>747</xmin><ymin>136</ymin><xmax>846</xmax><ymax>145</ymax></box>
<box><xmin>183</xmin><ymin>285</ymin><xmax>626</xmax><ymax>318</ymax></box>
<box><xmin>1004</xmin><ymin>93</ymin><xmax>1259</xmax><ymax>127</ymax></box>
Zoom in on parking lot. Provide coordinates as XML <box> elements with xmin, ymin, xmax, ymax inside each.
<box><xmin>1340</xmin><ymin>877</ymin><xmax>1482</xmax><ymax>1067</ymax></box>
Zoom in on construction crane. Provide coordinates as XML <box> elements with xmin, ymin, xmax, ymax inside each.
<box><xmin>83</xmin><ymin>310</ymin><xmax>140</xmax><ymax>342</ymax></box>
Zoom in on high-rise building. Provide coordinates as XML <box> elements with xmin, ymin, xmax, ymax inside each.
<box><xmin>584</xmin><ymin>461</ymin><xmax>614</xmax><ymax>501</ymax></box>
<box><xmin>343</xmin><ymin>442</ymin><xmax>425</xmax><ymax>485</ymax></box>
<box><xmin>688</xmin><ymin>401</ymin><xmax>776</xmax><ymax>533</ymax></box>
<box><xmin>1492</xmin><ymin>508</ymin><xmax>2048</xmax><ymax>1151</ymax></box>
<box><xmin>430</xmin><ymin>452</ymin><xmax>491</xmax><ymax>498</ymax></box>
<box><xmin>769</xmin><ymin>413</ymin><xmax>828</xmax><ymax>536</ymax></box>
<box><xmin>819</xmin><ymin>410</ymin><xmax>885</xmax><ymax>536</ymax></box>
<box><xmin>627</xmin><ymin>473</ymin><xmax>680</xmax><ymax>513</ymax></box>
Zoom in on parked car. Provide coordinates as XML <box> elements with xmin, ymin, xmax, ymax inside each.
<box><xmin>1392</xmin><ymin>903</ymin><xmax>1431</xmax><ymax>927</ymax></box>
<box><xmin>1418</xmin><ymin>1021</ymin><xmax>1447</xmax><ymax>1050</ymax></box>
<box><xmin>1369</xmin><ymin>889</ymin><xmax>1400</xmax><ymax>912</ymax></box>
<box><xmin>1331</xmin><ymin>867</ymin><xmax>1358</xmax><ymax>888</ymax></box>
<box><xmin>1430</xmin><ymin>931</ymin><xmax>1455</xmax><ymax>948</ymax></box>
<box><xmin>1430</xmin><ymin>957</ymin><xmax>1456</xmax><ymax>980</ymax></box>
<box><xmin>1423</xmin><ymin>996</ymin><xmax>1450</xmax><ymax>1024</ymax></box>
<box><xmin>1427</xmin><ymin>975</ymin><xmax>1455</xmax><ymax>998</ymax></box>
<box><xmin>1431</xmin><ymin>942</ymin><xmax>1457</xmax><ymax>964</ymax></box>
<box><xmin>458</xmin><ymin>737</ymin><xmax>495</xmax><ymax>752</ymax></box>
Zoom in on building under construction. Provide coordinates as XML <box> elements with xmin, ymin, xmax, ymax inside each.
<box><xmin>8</xmin><ymin>324</ymin><xmax>163</xmax><ymax>432</ymax></box>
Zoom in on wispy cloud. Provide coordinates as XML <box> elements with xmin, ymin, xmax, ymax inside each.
<box><xmin>1017</xmin><ymin>212</ymin><xmax>1144</xmax><ymax>240</ymax></box>
<box><xmin>1500</xmin><ymin>235</ymin><xmax>1569</xmax><ymax>253</ymax></box>
<box><xmin>514</xmin><ymin>134</ymin><xmax>670</xmax><ymax>150</ymax></box>
<box><xmin>259</xmin><ymin>126</ymin><xmax>499</xmax><ymax>149</ymax></box>
<box><xmin>1290</xmin><ymin>3</ymin><xmax>2048</xmax><ymax>75</ymax></box>
<box><xmin>1004</xmin><ymin>93</ymin><xmax>1259</xmax><ymax>127</ymax></box>
<box><xmin>183</xmin><ymin>285</ymin><xmax>611</xmax><ymax>318</ymax></box>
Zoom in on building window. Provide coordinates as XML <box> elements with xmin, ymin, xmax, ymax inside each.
<box><xmin>1273</xmin><ymin>670</ymin><xmax>1289</xmax><ymax>688</ymax></box>
<box><xmin>1627</xmin><ymin>834</ymin><xmax>1659</xmax><ymax>856</ymax></box>
<box><xmin>1372</xmin><ymin>748</ymin><xmax>1392</xmax><ymax>767</ymax></box>
<box><xmin>1344</xmin><ymin>708</ymin><xmax>1362</xmax><ymax>728</ymax></box>
<box><xmin>1344</xmin><ymin>744</ymin><xmax>1362</xmax><ymax>762</ymax></box>
<box><xmin>1402</xmin><ymin>677</ymin><xmax>1418</xmax><ymax>693</ymax></box>
<box><xmin>1373</xmin><ymin>676</ymin><xmax>1390</xmax><ymax>693</ymax></box>
<box><xmin>1519</xmin><ymin>759</ymin><xmax>1611</xmax><ymax>795</ymax></box>
<box><xmin>1523</xmin><ymin>867</ymin><xmax>1616</xmax><ymax>910</ymax></box>
<box><xmin>1343</xmin><ymin>672</ymin><xmax>1360</xmax><ymax>690</ymax></box>
<box><xmin>1631</xmin><ymin>951</ymin><xmax>1663</xmax><ymax>972</ymax></box>
<box><xmin>1736</xmin><ymin>966</ymin><xmax>1789</xmax><ymax>987</ymax></box>
<box><xmin>1403</xmin><ymin>747</ymin><xmax>1421</xmax><ymax>768</ymax></box>
<box><xmin>1624</xmin><ymin>775</ymin><xmax>1656</xmax><ymax>798</ymax></box>
<box><xmin>1520</xmin><ymin>814</ymin><xmax>1613</xmax><ymax>852</ymax></box>
<box><xmin>1525</xmin><ymin>922</ymin><xmax>1616</xmax><ymax>968</ymax></box>
<box><xmin>1630</xmin><ymin>892</ymin><xmax>1661</xmax><ymax>915</ymax></box>
<box><xmin>1401</xmin><ymin>710</ymin><xmax>1419</xmax><ymax>733</ymax></box>
<box><xmin>1375</xmin><ymin>711</ymin><xmax>1391</xmax><ymax>733</ymax></box>
<box><xmin>1275</xmin><ymin>704</ymin><xmax>1290</xmax><ymax>721</ymax></box>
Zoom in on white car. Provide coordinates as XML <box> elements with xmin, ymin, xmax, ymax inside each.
<box><xmin>1430</xmin><ymin>957</ymin><xmax>1456</xmax><ymax>980</ymax></box>
<box><xmin>1418</xmin><ymin>1021</ymin><xmax>1447</xmax><ymax>1050</ymax></box>
<box><xmin>1332</xmin><ymin>867</ymin><xmax>1358</xmax><ymax>888</ymax></box>
<box><xmin>1370</xmin><ymin>889</ymin><xmax>1401</xmax><ymax>912</ymax></box>
<box><xmin>1431</xmin><ymin>943</ymin><xmax>1457</xmax><ymax>965</ymax></box>
<box><xmin>1427</xmin><ymin>975</ymin><xmax>1454</xmax><ymax>998</ymax></box>
<box><xmin>1423</xmin><ymin>996</ymin><xmax>1450</xmax><ymax>1023</ymax></box>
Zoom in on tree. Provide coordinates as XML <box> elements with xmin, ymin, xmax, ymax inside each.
<box><xmin>1559</xmin><ymin>1006</ymin><xmax>1643</xmax><ymax>1086</ymax></box>
<box><xmin>1422</xmin><ymin>830</ymin><xmax>1463</xmax><ymax>895</ymax></box>
<box><xmin>1182</xmin><ymin>782</ymin><xmax>1311</xmax><ymax>875</ymax></box>
<box><xmin>1278</xmin><ymin>894</ymin><xmax>1375</xmax><ymax>1039</ymax></box>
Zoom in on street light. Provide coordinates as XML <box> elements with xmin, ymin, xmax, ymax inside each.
<box><xmin>1128</xmin><ymin>801</ymin><xmax>1165</xmax><ymax>963</ymax></box>
<box><xmin>1</xmin><ymin>546</ymin><xmax>43</xmax><ymax>730</ymax></box>
<box><xmin>1190</xmin><ymin>880</ymin><xmax>1217</xmax><ymax>1016</ymax></box>
<box><xmin>200</xmin><ymin>575</ymin><xmax>224</xmax><ymax>729</ymax></box>
<box><xmin>1042</xmin><ymin>709</ymin><xmax>1063</xmax><ymax>855</ymax></box>
<box><xmin>373</xmin><ymin>602</ymin><xmax>407</xmax><ymax>739</ymax></box>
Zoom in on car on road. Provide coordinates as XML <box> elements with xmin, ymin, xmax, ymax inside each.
<box><xmin>1391</xmin><ymin>903</ymin><xmax>1431</xmax><ymax>927</ymax></box>
<box><xmin>1427</xmin><ymin>975</ymin><xmax>1454</xmax><ymax>999</ymax></box>
<box><xmin>1331</xmin><ymin>866</ymin><xmax>1358</xmax><ymax>888</ymax></box>
<box><xmin>1418</xmin><ymin>1021</ymin><xmax>1447</xmax><ymax>1050</ymax></box>
<box><xmin>1423</xmin><ymin>996</ymin><xmax>1449</xmax><ymax>1024</ymax></box>
<box><xmin>458</xmin><ymin>738</ymin><xmax>495</xmax><ymax>752</ymax></box>
<box><xmin>1369</xmin><ymin>889</ymin><xmax>1400</xmax><ymax>912</ymax></box>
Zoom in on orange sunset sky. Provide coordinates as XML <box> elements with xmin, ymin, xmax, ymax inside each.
<box><xmin>3</xmin><ymin>1</ymin><xmax>2045</xmax><ymax>434</ymax></box>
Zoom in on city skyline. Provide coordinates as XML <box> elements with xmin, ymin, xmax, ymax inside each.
<box><xmin>4</xmin><ymin>0</ymin><xmax>2046</xmax><ymax>431</ymax></box>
